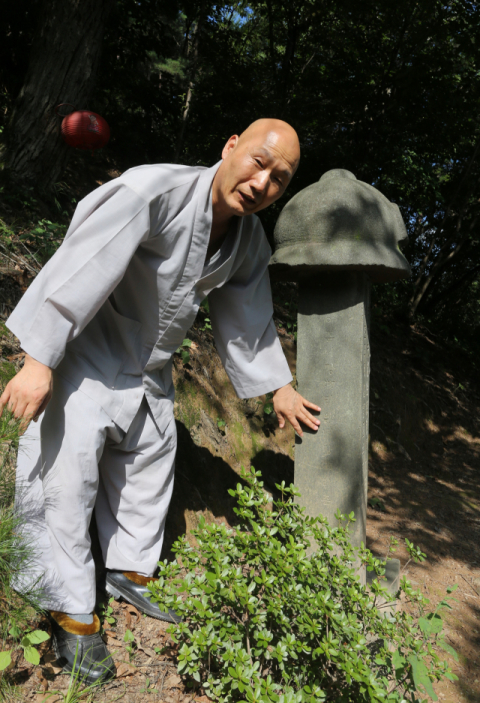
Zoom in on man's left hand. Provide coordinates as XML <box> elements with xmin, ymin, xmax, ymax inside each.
<box><xmin>273</xmin><ymin>384</ymin><xmax>320</xmax><ymax>437</ymax></box>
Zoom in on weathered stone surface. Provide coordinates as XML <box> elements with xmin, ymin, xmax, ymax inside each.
<box><xmin>272</xmin><ymin>171</ymin><xmax>412</xmax><ymax>590</ymax></box>
<box><xmin>366</xmin><ymin>558</ymin><xmax>401</xmax><ymax>596</ymax></box>
<box><xmin>270</xmin><ymin>169</ymin><xmax>411</xmax><ymax>283</ymax></box>
<box><xmin>295</xmin><ymin>272</ymin><xmax>370</xmax><ymax>567</ymax></box>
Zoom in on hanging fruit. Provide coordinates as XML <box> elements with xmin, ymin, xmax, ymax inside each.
<box><xmin>56</xmin><ymin>104</ymin><xmax>110</xmax><ymax>151</ymax></box>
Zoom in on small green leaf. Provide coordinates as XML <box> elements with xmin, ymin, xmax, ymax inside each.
<box><xmin>437</xmin><ymin>638</ymin><xmax>458</xmax><ymax>661</ymax></box>
<box><xmin>0</xmin><ymin>651</ymin><xmax>11</xmax><ymax>671</ymax></box>
<box><xmin>27</xmin><ymin>630</ymin><xmax>50</xmax><ymax>645</ymax></box>
<box><xmin>392</xmin><ymin>649</ymin><xmax>405</xmax><ymax>674</ymax></box>
<box><xmin>23</xmin><ymin>645</ymin><xmax>40</xmax><ymax>665</ymax></box>
<box><xmin>124</xmin><ymin>629</ymin><xmax>135</xmax><ymax>643</ymax></box>
<box><xmin>408</xmin><ymin>654</ymin><xmax>437</xmax><ymax>700</ymax></box>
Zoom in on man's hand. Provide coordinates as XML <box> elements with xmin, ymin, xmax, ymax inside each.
<box><xmin>0</xmin><ymin>354</ymin><xmax>53</xmax><ymax>428</ymax></box>
<box><xmin>273</xmin><ymin>384</ymin><xmax>320</xmax><ymax>437</ymax></box>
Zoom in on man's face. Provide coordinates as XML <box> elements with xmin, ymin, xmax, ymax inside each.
<box><xmin>214</xmin><ymin>128</ymin><xmax>299</xmax><ymax>218</ymax></box>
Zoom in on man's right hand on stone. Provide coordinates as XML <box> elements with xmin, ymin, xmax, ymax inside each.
<box><xmin>0</xmin><ymin>353</ymin><xmax>53</xmax><ymax>428</ymax></box>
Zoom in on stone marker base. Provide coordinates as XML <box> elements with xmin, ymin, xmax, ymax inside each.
<box><xmin>366</xmin><ymin>557</ymin><xmax>400</xmax><ymax>618</ymax></box>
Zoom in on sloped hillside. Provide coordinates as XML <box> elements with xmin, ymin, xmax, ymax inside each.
<box><xmin>0</xmin><ymin>253</ymin><xmax>479</xmax><ymax>701</ymax></box>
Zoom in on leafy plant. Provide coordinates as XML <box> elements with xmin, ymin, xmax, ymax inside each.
<box><xmin>123</xmin><ymin>628</ymin><xmax>137</xmax><ymax>662</ymax></box>
<box><xmin>98</xmin><ymin>596</ymin><xmax>116</xmax><ymax>630</ymax></box>
<box><xmin>0</xmin><ymin>651</ymin><xmax>11</xmax><ymax>672</ymax></box>
<box><xmin>0</xmin><ymin>409</ymin><xmax>44</xmax><ymax>645</ymax></box>
<box><xmin>262</xmin><ymin>392</ymin><xmax>274</xmax><ymax>418</ymax></box>
<box><xmin>175</xmin><ymin>338</ymin><xmax>192</xmax><ymax>365</ymax></box>
<box><xmin>149</xmin><ymin>466</ymin><xmax>457</xmax><ymax>702</ymax></box>
<box><xmin>140</xmin><ymin>676</ymin><xmax>159</xmax><ymax>695</ymax></box>
<box><xmin>19</xmin><ymin>219</ymin><xmax>66</xmax><ymax>263</ymax></box>
<box><xmin>17</xmin><ymin>628</ymin><xmax>49</xmax><ymax>665</ymax></box>
<box><xmin>202</xmin><ymin>317</ymin><xmax>212</xmax><ymax>332</ymax></box>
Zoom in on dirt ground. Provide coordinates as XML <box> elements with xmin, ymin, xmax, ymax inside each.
<box><xmin>1</xmin><ymin>274</ymin><xmax>479</xmax><ymax>702</ymax></box>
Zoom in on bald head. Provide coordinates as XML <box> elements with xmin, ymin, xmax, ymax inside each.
<box><xmin>212</xmin><ymin>118</ymin><xmax>301</xmax><ymax>224</ymax></box>
<box><xmin>237</xmin><ymin>118</ymin><xmax>300</xmax><ymax>174</ymax></box>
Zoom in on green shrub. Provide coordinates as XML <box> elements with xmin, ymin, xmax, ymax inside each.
<box><xmin>149</xmin><ymin>467</ymin><xmax>457</xmax><ymax>703</ymax></box>
<box><xmin>0</xmin><ymin>406</ymin><xmax>45</xmax><ymax>700</ymax></box>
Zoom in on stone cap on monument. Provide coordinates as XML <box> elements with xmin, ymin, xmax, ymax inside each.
<box><xmin>269</xmin><ymin>169</ymin><xmax>411</xmax><ymax>283</ymax></box>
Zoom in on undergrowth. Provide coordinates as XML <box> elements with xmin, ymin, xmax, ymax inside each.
<box><xmin>0</xmin><ymin>363</ymin><xmax>45</xmax><ymax>700</ymax></box>
<box><xmin>149</xmin><ymin>466</ymin><xmax>458</xmax><ymax>703</ymax></box>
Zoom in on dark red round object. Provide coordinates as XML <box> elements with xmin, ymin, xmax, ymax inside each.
<box><xmin>60</xmin><ymin>110</ymin><xmax>110</xmax><ymax>151</ymax></box>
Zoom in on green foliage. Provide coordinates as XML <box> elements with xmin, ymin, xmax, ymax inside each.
<box><xmin>263</xmin><ymin>393</ymin><xmax>274</xmax><ymax>417</ymax></box>
<box><xmin>19</xmin><ymin>219</ymin><xmax>66</xmax><ymax>263</ymax></box>
<box><xmin>149</xmin><ymin>467</ymin><xmax>456</xmax><ymax>702</ymax></box>
<box><xmin>124</xmin><ymin>628</ymin><xmax>137</xmax><ymax>662</ymax></box>
<box><xmin>0</xmin><ymin>651</ymin><xmax>11</xmax><ymax>672</ymax></box>
<box><xmin>0</xmin><ymin>369</ymin><xmax>46</xmax><ymax>695</ymax></box>
<box><xmin>175</xmin><ymin>338</ymin><xmax>193</xmax><ymax>365</ymax></box>
<box><xmin>0</xmin><ymin>411</ymin><xmax>43</xmax><ymax>642</ymax></box>
<box><xmin>97</xmin><ymin>596</ymin><xmax>116</xmax><ymax>629</ymax></box>
<box><xmin>15</xmin><ymin>628</ymin><xmax>50</xmax><ymax>665</ymax></box>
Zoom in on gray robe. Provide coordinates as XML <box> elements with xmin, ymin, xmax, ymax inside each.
<box><xmin>7</xmin><ymin>161</ymin><xmax>292</xmax><ymax>430</ymax></box>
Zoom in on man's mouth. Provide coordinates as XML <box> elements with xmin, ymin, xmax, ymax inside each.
<box><xmin>238</xmin><ymin>191</ymin><xmax>257</xmax><ymax>207</ymax></box>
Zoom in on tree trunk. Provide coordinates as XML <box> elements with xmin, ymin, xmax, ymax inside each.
<box><xmin>4</xmin><ymin>0</ymin><xmax>114</xmax><ymax>192</ymax></box>
<box><xmin>174</xmin><ymin>10</ymin><xmax>205</xmax><ymax>163</ymax></box>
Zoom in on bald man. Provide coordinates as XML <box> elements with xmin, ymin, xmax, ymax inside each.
<box><xmin>3</xmin><ymin>119</ymin><xmax>320</xmax><ymax>683</ymax></box>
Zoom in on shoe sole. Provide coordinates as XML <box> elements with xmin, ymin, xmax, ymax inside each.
<box><xmin>105</xmin><ymin>580</ymin><xmax>178</xmax><ymax>623</ymax></box>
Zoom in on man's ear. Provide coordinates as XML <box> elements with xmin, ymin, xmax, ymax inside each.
<box><xmin>222</xmin><ymin>135</ymin><xmax>239</xmax><ymax>160</ymax></box>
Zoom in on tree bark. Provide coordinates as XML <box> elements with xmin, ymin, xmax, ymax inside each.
<box><xmin>4</xmin><ymin>0</ymin><xmax>114</xmax><ymax>192</ymax></box>
<box><xmin>174</xmin><ymin>8</ymin><xmax>205</xmax><ymax>163</ymax></box>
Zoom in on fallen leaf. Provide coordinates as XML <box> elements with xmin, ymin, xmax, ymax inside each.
<box><xmin>116</xmin><ymin>662</ymin><xmax>136</xmax><ymax>678</ymax></box>
<box><xmin>37</xmin><ymin>671</ymin><xmax>49</xmax><ymax>691</ymax></box>
<box><xmin>138</xmin><ymin>645</ymin><xmax>156</xmax><ymax>658</ymax></box>
<box><xmin>35</xmin><ymin>695</ymin><xmax>62</xmax><ymax>703</ymax></box>
<box><xmin>106</xmin><ymin>635</ymin><xmax>121</xmax><ymax>647</ymax></box>
<box><xmin>125</xmin><ymin>603</ymin><xmax>141</xmax><ymax>619</ymax></box>
<box><xmin>104</xmin><ymin>629</ymin><xmax>117</xmax><ymax>638</ymax></box>
<box><xmin>42</xmin><ymin>652</ymin><xmax>56</xmax><ymax>664</ymax></box>
<box><xmin>124</xmin><ymin>609</ymin><xmax>132</xmax><ymax>629</ymax></box>
<box><xmin>165</xmin><ymin>674</ymin><xmax>182</xmax><ymax>688</ymax></box>
<box><xmin>43</xmin><ymin>662</ymin><xmax>64</xmax><ymax>676</ymax></box>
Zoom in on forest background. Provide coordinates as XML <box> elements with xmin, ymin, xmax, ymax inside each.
<box><xmin>1</xmin><ymin>0</ymin><xmax>480</xmax><ymax>345</ymax></box>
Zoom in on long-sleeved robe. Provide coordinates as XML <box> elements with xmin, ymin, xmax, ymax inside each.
<box><xmin>7</xmin><ymin>160</ymin><xmax>293</xmax><ymax>613</ymax></box>
<box><xmin>7</xmin><ymin>161</ymin><xmax>292</xmax><ymax>430</ymax></box>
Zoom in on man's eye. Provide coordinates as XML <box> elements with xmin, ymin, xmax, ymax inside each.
<box><xmin>254</xmin><ymin>158</ymin><xmax>263</xmax><ymax>167</ymax></box>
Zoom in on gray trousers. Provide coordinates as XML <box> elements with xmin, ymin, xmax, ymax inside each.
<box><xmin>15</xmin><ymin>376</ymin><xmax>176</xmax><ymax>614</ymax></box>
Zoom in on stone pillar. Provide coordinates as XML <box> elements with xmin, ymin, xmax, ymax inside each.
<box><xmin>295</xmin><ymin>273</ymin><xmax>370</xmax><ymax>559</ymax></box>
<box><xmin>270</xmin><ymin>169</ymin><xmax>411</xmax><ymax>592</ymax></box>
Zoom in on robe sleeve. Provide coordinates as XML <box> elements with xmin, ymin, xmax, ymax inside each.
<box><xmin>208</xmin><ymin>219</ymin><xmax>293</xmax><ymax>398</ymax></box>
<box><xmin>6</xmin><ymin>182</ymin><xmax>151</xmax><ymax>369</ymax></box>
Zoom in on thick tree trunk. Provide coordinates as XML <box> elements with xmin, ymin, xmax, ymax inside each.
<box><xmin>4</xmin><ymin>0</ymin><xmax>114</xmax><ymax>192</ymax></box>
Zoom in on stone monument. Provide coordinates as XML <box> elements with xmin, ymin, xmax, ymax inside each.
<box><xmin>270</xmin><ymin>169</ymin><xmax>411</xmax><ymax>590</ymax></box>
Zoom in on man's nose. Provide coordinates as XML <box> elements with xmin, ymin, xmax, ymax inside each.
<box><xmin>251</xmin><ymin>170</ymin><xmax>270</xmax><ymax>193</ymax></box>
